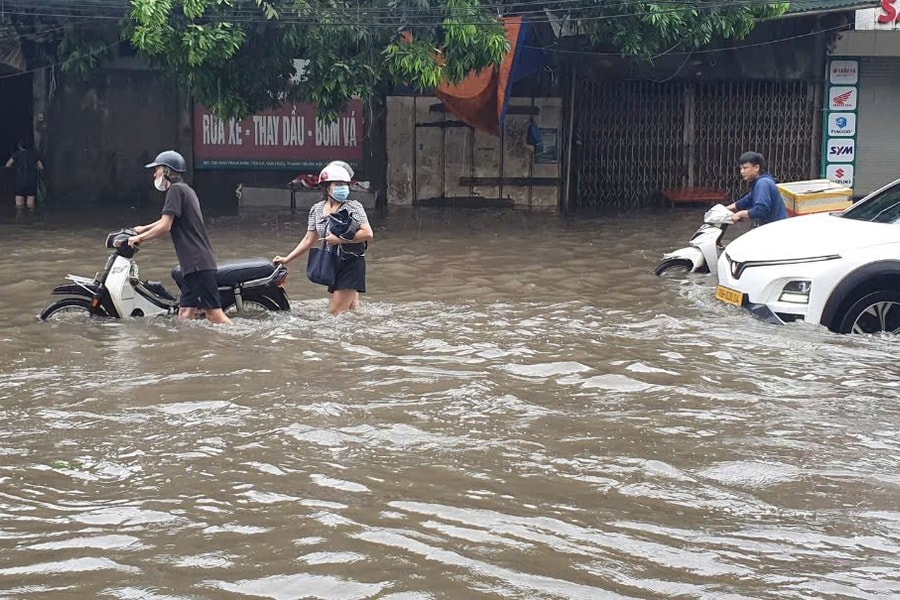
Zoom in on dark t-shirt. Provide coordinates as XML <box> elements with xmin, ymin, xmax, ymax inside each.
<box><xmin>161</xmin><ymin>182</ymin><xmax>218</xmax><ymax>274</ymax></box>
<box><xmin>10</xmin><ymin>149</ymin><xmax>41</xmax><ymax>187</ymax></box>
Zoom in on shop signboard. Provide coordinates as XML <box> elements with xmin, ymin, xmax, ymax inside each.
<box><xmin>821</xmin><ymin>58</ymin><xmax>859</xmax><ymax>188</ymax></box>
<box><xmin>193</xmin><ymin>100</ymin><xmax>364</xmax><ymax>170</ymax></box>
<box><xmin>855</xmin><ymin>0</ymin><xmax>900</xmax><ymax>30</ymax></box>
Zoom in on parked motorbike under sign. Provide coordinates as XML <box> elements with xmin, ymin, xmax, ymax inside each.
<box><xmin>39</xmin><ymin>229</ymin><xmax>291</xmax><ymax>321</ymax></box>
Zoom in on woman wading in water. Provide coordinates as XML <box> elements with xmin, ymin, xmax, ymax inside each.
<box><xmin>273</xmin><ymin>162</ymin><xmax>373</xmax><ymax>315</ymax></box>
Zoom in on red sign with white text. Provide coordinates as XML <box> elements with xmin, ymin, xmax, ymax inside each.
<box><xmin>193</xmin><ymin>100</ymin><xmax>364</xmax><ymax>170</ymax></box>
<box><xmin>878</xmin><ymin>0</ymin><xmax>899</xmax><ymax>24</ymax></box>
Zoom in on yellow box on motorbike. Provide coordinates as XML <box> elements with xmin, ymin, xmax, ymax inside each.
<box><xmin>777</xmin><ymin>179</ymin><xmax>853</xmax><ymax>217</ymax></box>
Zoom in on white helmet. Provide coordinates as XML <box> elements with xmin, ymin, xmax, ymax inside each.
<box><xmin>324</xmin><ymin>160</ymin><xmax>354</xmax><ymax>180</ymax></box>
<box><xmin>318</xmin><ymin>163</ymin><xmax>352</xmax><ymax>184</ymax></box>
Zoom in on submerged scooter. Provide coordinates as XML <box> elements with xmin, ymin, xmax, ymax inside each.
<box><xmin>40</xmin><ymin>228</ymin><xmax>290</xmax><ymax>320</ymax></box>
<box><xmin>654</xmin><ymin>204</ymin><xmax>734</xmax><ymax>277</ymax></box>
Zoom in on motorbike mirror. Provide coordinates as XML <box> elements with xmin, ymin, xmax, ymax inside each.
<box><xmin>704</xmin><ymin>204</ymin><xmax>735</xmax><ymax>225</ymax></box>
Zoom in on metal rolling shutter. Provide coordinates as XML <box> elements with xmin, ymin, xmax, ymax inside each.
<box><xmin>855</xmin><ymin>58</ymin><xmax>900</xmax><ymax>196</ymax></box>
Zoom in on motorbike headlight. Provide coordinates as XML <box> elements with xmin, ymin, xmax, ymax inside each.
<box><xmin>779</xmin><ymin>280</ymin><xmax>811</xmax><ymax>304</ymax></box>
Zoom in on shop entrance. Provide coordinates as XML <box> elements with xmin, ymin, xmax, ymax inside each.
<box><xmin>0</xmin><ymin>69</ymin><xmax>34</xmax><ymax>207</ymax></box>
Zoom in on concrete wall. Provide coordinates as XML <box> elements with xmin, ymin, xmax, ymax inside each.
<box><xmin>45</xmin><ymin>65</ymin><xmax>186</xmax><ymax>208</ymax></box>
<box><xmin>386</xmin><ymin>96</ymin><xmax>562</xmax><ymax>211</ymax></box>
<box><xmin>832</xmin><ymin>30</ymin><xmax>900</xmax><ymax>57</ymax></box>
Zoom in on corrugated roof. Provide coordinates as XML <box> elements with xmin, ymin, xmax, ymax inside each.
<box><xmin>786</xmin><ymin>0</ymin><xmax>879</xmax><ymax>15</ymax></box>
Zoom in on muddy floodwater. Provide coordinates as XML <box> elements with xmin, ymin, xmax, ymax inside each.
<box><xmin>0</xmin><ymin>206</ymin><xmax>898</xmax><ymax>599</ymax></box>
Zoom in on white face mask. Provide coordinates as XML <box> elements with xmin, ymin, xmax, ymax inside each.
<box><xmin>154</xmin><ymin>175</ymin><xmax>167</xmax><ymax>192</ymax></box>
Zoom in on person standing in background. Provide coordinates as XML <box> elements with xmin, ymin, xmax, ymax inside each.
<box><xmin>5</xmin><ymin>140</ymin><xmax>44</xmax><ymax>214</ymax></box>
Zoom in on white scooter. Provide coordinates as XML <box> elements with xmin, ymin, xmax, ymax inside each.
<box><xmin>40</xmin><ymin>228</ymin><xmax>290</xmax><ymax>320</ymax></box>
<box><xmin>654</xmin><ymin>204</ymin><xmax>734</xmax><ymax>277</ymax></box>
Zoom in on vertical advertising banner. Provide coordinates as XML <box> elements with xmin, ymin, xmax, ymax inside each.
<box><xmin>822</xmin><ymin>59</ymin><xmax>859</xmax><ymax>188</ymax></box>
<box><xmin>193</xmin><ymin>100</ymin><xmax>364</xmax><ymax>170</ymax></box>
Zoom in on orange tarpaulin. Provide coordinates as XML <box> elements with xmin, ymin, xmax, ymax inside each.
<box><xmin>435</xmin><ymin>16</ymin><xmax>523</xmax><ymax>136</ymax></box>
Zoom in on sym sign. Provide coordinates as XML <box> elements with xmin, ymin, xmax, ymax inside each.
<box><xmin>827</xmin><ymin>138</ymin><xmax>856</xmax><ymax>163</ymax></box>
<box><xmin>856</xmin><ymin>0</ymin><xmax>900</xmax><ymax>30</ymax></box>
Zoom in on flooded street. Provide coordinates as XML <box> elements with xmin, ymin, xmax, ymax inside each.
<box><xmin>0</xmin><ymin>206</ymin><xmax>898</xmax><ymax>599</ymax></box>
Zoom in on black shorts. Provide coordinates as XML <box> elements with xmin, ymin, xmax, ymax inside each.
<box><xmin>329</xmin><ymin>255</ymin><xmax>366</xmax><ymax>294</ymax></box>
<box><xmin>15</xmin><ymin>183</ymin><xmax>37</xmax><ymax>197</ymax></box>
<box><xmin>178</xmin><ymin>270</ymin><xmax>223</xmax><ymax>309</ymax></box>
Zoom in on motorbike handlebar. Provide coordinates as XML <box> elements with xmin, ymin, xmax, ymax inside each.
<box><xmin>106</xmin><ymin>228</ymin><xmax>139</xmax><ymax>258</ymax></box>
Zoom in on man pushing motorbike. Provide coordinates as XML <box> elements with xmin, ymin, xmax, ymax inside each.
<box><xmin>125</xmin><ymin>150</ymin><xmax>233</xmax><ymax>325</ymax></box>
<box><xmin>726</xmin><ymin>151</ymin><xmax>788</xmax><ymax>227</ymax></box>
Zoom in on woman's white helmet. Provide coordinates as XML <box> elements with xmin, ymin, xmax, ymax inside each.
<box><xmin>318</xmin><ymin>162</ymin><xmax>353</xmax><ymax>184</ymax></box>
<box><xmin>326</xmin><ymin>160</ymin><xmax>354</xmax><ymax>179</ymax></box>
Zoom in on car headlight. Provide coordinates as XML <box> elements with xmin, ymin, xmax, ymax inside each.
<box><xmin>779</xmin><ymin>280</ymin><xmax>812</xmax><ymax>304</ymax></box>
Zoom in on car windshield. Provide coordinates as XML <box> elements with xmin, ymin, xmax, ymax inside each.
<box><xmin>842</xmin><ymin>183</ymin><xmax>900</xmax><ymax>223</ymax></box>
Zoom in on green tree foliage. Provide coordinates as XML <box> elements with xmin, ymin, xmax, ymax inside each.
<box><xmin>128</xmin><ymin>0</ymin><xmax>510</xmax><ymax>120</ymax></box>
<box><xmin>125</xmin><ymin>0</ymin><xmax>788</xmax><ymax>119</ymax></box>
<box><xmin>555</xmin><ymin>0</ymin><xmax>790</xmax><ymax>58</ymax></box>
<box><xmin>9</xmin><ymin>1</ymin><xmax>789</xmax><ymax>120</ymax></box>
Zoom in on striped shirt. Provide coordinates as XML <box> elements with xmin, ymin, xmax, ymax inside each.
<box><xmin>307</xmin><ymin>199</ymin><xmax>369</xmax><ymax>237</ymax></box>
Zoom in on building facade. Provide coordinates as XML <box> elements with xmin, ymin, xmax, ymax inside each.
<box><xmin>825</xmin><ymin>1</ymin><xmax>900</xmax><ymax>196</ymax></box>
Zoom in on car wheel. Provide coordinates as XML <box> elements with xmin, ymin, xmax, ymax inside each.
<box><xmin>838</xmin><ymin>290</ymin><xmax>900</xmax><ymax>334</ymax></box>
<box><xmin>654</xmin><ymin>258</ymin><xmax>695</xmax><ymax>277</ymax></box>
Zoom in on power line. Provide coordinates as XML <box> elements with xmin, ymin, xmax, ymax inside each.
<box><xmin>0</xmin><ymin>0</ymin><xmax>831</xmax><ymax>22</ymax></box>
<box><xmin>0</xmin><ymin>0</ymin><xmax>853</xmax><ymax>80</ymax></box>
<box><xmin>0</xmin><ymin>39</ymin><xmax>125</xmax><ymax>80</ymax></box>
<box><xmin>0</xmin><ymin>0</ymin><xmax>799</xmax><ymax>14</ymax></box>
<box><xmin>0</xmin><ymin>18</ymin><xmax>109</xmax><ymax>43</ymax></box>
<box><xmin>528</xmin><ymin>21</ymin><xmax>853</xmax><ymax>57</ymax></box>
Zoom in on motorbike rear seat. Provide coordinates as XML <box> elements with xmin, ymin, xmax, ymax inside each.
<box><xmin>171</xmin><ymin>258</ymin><xmax>276</xmax><ymax>289</ymax></box>
<box><xmin>145</xmin><ymin>280</ymin><xmax>177</xmax><ymax>301</ymax></box>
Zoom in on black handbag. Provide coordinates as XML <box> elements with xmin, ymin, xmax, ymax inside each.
<box><xmin>306</xmin><ymin>241</ymin><xmax>337</xmax><ymax>286</ymax></box>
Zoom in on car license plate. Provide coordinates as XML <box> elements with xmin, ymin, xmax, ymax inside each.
<box><xmin>716</xmin><ymin>285</ymin><xmax>745</xmax><ymax>307</ymax></box>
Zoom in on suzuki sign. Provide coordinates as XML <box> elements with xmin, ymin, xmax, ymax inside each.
<box><xmin>826</xmin><ymin>165</ymin><xmax>854</xmax><ymax>187</ymax></box>
<box><xmin>856</xmin><ymin>0</ymin><xmax>900</xmax><ymax>30</ymax></box>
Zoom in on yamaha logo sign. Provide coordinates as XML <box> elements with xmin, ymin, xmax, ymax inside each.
<box><xmin>829</xmin><ymin>60</ymin><xmax>859</xmax><ymax>85</ymax></box>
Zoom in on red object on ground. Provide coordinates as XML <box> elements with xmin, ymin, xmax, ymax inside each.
<box><xmin>288</xmin><ymin>174</ymin><xmax>321</xmax><ymax>189</ymax></box>
<box><xmin>661</xmin><ymin>187</ymin><xmax>730</xmax><ymax>208</ymax></box>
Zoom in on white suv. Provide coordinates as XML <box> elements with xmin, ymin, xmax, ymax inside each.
<box><xmin>715</xmin><ymin>177</ymin><xmax>900</xmax><ymax>334</ymax></box>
